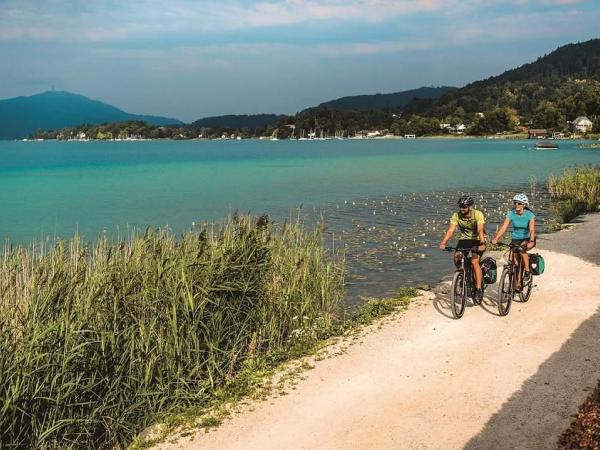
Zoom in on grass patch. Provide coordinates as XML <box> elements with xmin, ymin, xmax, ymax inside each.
<box><xmin>130</xmin><ymin>287</ymin><xmax>420</xmax><ymax>448</ymax></box>
<box><xmin>548</xmin><ymin>166</ymin><xmax>600</xmax><ymax>223</ymax></box>
<box><xmin>345</xmin><ymin>288</ymin><xmax>417</xmax><ymax>327</ymax></box>
<box><xmin>0</xmin><ymin>213</ymin><xmax>344</xmax><ymax>449</ymax></box>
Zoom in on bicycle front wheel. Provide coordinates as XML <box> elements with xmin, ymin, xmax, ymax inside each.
<box><xmin>498</xmin><ymin>268</ymin><xmax>513</xmax><ymax>316</ymax></box>
<box><xmin>451</xmin><ymin>271</ymin><xmax>467</xmax><ymax>319</ymax></box>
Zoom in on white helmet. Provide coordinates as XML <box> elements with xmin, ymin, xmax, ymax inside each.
<box><xmin>513</xmin><ymin>193</ymin><xmax>529</xmax><ymax>205</ymax></box>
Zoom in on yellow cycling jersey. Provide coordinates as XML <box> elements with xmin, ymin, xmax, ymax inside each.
<box><xmin>450</xmin><ymin>209</ymin><xmax>485</xmax><ymax>240</ymax></box>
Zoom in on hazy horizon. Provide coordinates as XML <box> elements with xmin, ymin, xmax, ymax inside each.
<box><xmin>1</xmin><ymin>0</ymin><xmax>599</xmax><ymax>122</ymax></box>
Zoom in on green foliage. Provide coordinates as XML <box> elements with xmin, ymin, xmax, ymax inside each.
<box><xmin>548</xmin><ymin>166</ymin><xmax>600</xmax><ymax>222</ymax></box>
<box><xmin>317</xmin><ymin>86</ymin><xmax>455</xmax><ymax>110</ymax></box>
<box><xmin>0</xmin><ymin>214</ymin><xmax>344</xmax><ymax>449</ymax></box>
<box><xmin>30</xmin><ymin>39</ymin><xmax>600</xmax><ymax>140</ymax></box>
<box><xmin>346</xmin><ymin>288</ymin><xmax>418</xmax><ymax>326</ymax></box>
<box><xmin>190</xmin><ymin>114</ymin><xmax>284</xmax><ymax>129</ymax></box>
<box><xmin>532</xmin><ymin>101</ymin><xmax>566</xmax><ymax>129</ymax></box>
<box><xmin>426</xmin><ymin>39</ymin><xmax>600</xmax><ymax>132</ymax></box>
<box><xmin>130</xmin><ymin>286</ymin><xmax>419</xmax><ymax>448</ymax></box>
<box><xmin>470</xmin><ymin>107</ymin><xmax>519</xmax><ymax>135</ymax></box>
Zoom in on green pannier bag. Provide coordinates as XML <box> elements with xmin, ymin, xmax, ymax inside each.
<box><xmin>481</xmin><ymin>257</ymin><xmax>497</xmax><ymax>284</ymax></box>
<box><xmin>530</xmin><ymin>253</ymin><xmax>545</xmax><ymax>275</ymax></box>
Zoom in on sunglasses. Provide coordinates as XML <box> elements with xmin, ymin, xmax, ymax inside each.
<box><xmin>459</xmin><ymin>205</ymin><xmax>469</xmax><ymax>209</ymax></box>
<box><xmin>514</xmin><ymin>201</ymin><xmax>524</xmax><ymax>206</ymax></box>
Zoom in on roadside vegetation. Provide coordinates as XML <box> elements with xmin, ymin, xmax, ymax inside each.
<box><xmin>558</xmin><ymin>379</ymin><xmax>600</xmax><ymax>449</ymax></box>
<box><xmin>548</xmin><ymin>166</ymin><xmax>600</xmax><ymax>223</ymax></box>
<box><xmin>0</xmin><ymin>214</ymin><xmax>345</xmax><ymax>449</ymax></box>
<box><xmin>131</xmin><ymin>287</ymin><xmax>419</xmax><ymax>449</ymax></box>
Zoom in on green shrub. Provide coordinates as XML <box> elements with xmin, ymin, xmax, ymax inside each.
<box><xmin>0</xmin><ymin>214</ymin><xmax>344</xmax><ymax>449</ymax></box>
<box><xmin>548</xmin><ymin>166</ymin><xmax>600</xmax><ymax>222</ymax></box>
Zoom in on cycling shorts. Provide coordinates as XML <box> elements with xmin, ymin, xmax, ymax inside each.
<box><xmin>511</xmin><ymin>238</ymin><xmax>536</xmax><ymax>251</ymax></box>
<box><xmin>456</xmin><ymin>239</ymin><xmax>485</xmax><ymax>257</ymax></box>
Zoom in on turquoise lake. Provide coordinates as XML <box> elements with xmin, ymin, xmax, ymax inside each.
<box><xmin>1</xmin><ymin>138</ymin><xmax>599</xmax><ymax>299</ymax></box>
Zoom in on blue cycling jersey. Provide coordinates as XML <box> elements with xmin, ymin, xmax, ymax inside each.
<box><xmin>506</xmin><ymin>209</ymin><xmax>535</xmax><ymax>240</ymax></box>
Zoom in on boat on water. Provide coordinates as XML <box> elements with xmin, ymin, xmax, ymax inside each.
<box><xmin>535</xmin><ymin>140</ymin><xmax>559</xmax><ymax>150</ymax></box>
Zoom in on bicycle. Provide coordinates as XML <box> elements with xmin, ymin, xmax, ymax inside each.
<box><xmin>495</xmin><ymin>242</ymin><xmax>534</xmax><ymax>316</ymax></box>
<box><xmin>444</xmin><ymin>245</ymin><xmax>486</xmax><ymax>319</ymax></box>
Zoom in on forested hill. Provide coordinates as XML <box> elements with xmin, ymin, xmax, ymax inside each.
<box><xmin>318</xmin><ymin>86</ymin><xmax>456</xmax><ymax>111</ymax></box>
<box><xmin>472</xmin><ymin>39</ymin><xmax>600</xmax><ymax>87</ymax></box>
<box><xmin>419</xmin><ymin>38</ymin><xmax>600</xmax><ymax>125</ymax></box>
<box><xmin>190</xmin><ymin>114</ymin><xmax>285</xmax><ymax>129</ymax></box>
<box><xmin>0</xmin><ymin>91</ymin><xmax>182</xmax><ymax>139</ymax></box>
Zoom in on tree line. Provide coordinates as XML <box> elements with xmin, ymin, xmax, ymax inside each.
<box><xmin>32</xmin><ymin>40</ymin><xmax>600</xmax><ymax>140</ymax></box>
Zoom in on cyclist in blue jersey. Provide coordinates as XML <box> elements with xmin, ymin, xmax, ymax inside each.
<box><xmin>491</xmin><ymin>193</ymin><xmax>536</xmax><ymax>291</ymax></box>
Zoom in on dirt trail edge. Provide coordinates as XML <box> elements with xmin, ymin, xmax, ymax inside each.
<box><xmin>155</xmin><ymin>215</ymin><xmax>600</xmax><ymax>450</ymax></box>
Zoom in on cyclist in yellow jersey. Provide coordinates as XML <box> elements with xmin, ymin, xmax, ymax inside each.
<box><xmin>439</xmin><ymin>195</ymin><xmax>487</xmax><ymax>302</ymax></box>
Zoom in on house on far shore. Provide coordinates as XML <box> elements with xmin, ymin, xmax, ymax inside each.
<box><xmin>440</xmin><ymin>123</ymin><xmax>466</xmax><ymax>134</ymax></box>
<box><xmin>453</xmin><ymin>124</ymin><xmax>466</xmax><ymax>134</ymax></box>
<box><xmin>571</xmin><ymin>116</ymin><xmax>593</xmax><ymax>134</ymax></box>
<box><xmin>528</xmin><ymin>129</ymin><xmax>547</xmax><ymax>139</ymax></box>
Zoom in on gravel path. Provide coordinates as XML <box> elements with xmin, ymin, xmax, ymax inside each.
<box><xmin>154</xmin><ymin>215</ymin><xmax>600</xmax><ymax>450</ymax></box>
<box><xmin>536</xmin><ymin>212</ymin><xmax>600</xmax><ymax>265</ymax></box>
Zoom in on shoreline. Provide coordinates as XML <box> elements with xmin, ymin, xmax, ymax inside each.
<box><xmin>149</xmin><ymin>213</ymin><xmax>600</xmax><ymax>450</ymax></box>
<box><xmin>12</xmin><ymin>135</ymin><xmax>600</xmax><ymax>143</ymax></box>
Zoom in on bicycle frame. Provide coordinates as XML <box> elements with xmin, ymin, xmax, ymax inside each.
<box><xmin>455</xmin><ymin>251</ymin><xmax>474</xmax><ymax>298</ymax></box>
<box><xmin>445</xmin><ymin>245</ymin><xmax>483</xmax><ymax>319</ymax></box>
<box><xmin>496</xmin><ymin>242</ymin><xmax>533</xmax><ymax>315</ymax></box>
<box><xmin>501</xmin><ymin>245</ymin><xmax>524</xmax><ymax>292</ymax></box>
<box><xmin>448</xmin><ymin>246</ymin><xmax>479</xmax><ymax>296</ymax></box>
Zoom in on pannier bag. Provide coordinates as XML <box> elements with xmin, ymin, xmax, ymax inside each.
<box><xmin>530</xmin><ymin>253</ymin><xmax>545</xmax><ymax>275</ymax></box>
<box><xmin>481</xmin><ymin>257</ymin><xmax>497</xmax><ymax>284</ymax></box>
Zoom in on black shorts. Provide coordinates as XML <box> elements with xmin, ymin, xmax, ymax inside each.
<box><xmin>456</xmin><ymin>239</ymin><xmax>485</xmax><ymax>257</ymax></box>
<box><xmin>511</xmin><ymin>238</ymin><xmax>536</xmax><ymax>251</ymax></box>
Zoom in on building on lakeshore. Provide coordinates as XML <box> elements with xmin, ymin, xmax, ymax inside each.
<box><xmin>528</xmin><ymin>129</ymin><xmax>547</xmax><ymax>139</ymax></box>
<box><xmin>453</xmin><ymin>124</ymin><xmax>466</xmax><ymax>134</ymax></box>
<box><xmin>571</xmin><ymin>116</ymin><xmax>593</xmax><ymax>134</ymax></box>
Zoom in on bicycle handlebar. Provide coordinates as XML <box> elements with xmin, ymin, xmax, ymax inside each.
<box><xmin>493</xmin><ymin>242</ymin><xmax>525</xmax><ymax>252</ymax></box>
<box><xmin>444</xmin><ymin>246</ymin><xmax>480</xmax><ymax>252</ymax></box>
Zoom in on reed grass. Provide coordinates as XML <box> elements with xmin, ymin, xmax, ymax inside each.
<box><xmin>0</xmin><ymin>214</ymin><xmax>344</xmax><ymax>449</ymax></box>
<box><xmin>547</xmin><ymin>166</ymin><xmax>600</xmax><ymax>222</ymax></box>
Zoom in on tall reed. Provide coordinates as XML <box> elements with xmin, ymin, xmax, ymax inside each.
<box><xmin>547</xmin><ymin>166</ymin><xmax>600</xmax><ymax>222</ymax></box>
<box><xmin>0</xmin><ymin>214</ymin><xmax>344</xmax><ymax>449</ymax></box>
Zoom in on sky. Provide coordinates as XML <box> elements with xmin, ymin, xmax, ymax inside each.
<box><xmin>0</xmin><ymin>0</ymin><xmax>599</xmax><ymax>122</ymax></box>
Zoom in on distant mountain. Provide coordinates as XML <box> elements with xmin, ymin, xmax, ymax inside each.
<box><xmin>190</xmin><ymin>114</ymin><xmax>285</xmax><ymax>129</ymax></box>
<box><xmin>421</xmin><ymin>38</ymin><xmax>600</xmax><ymax>122</ymax></box>
<box><xmin>317</xmin><ymin>86</ymin><xmax>456</xmax><ymax>111</ymax></box>
<box><xmin>0</xmin><ymin>91</ymin><xmax>183</xmax><ymax>139</ymax></box>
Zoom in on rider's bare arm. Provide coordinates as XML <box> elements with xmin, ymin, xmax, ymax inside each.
<box><xmin>477</xmin><ymin>222</ymin><xmax>485</xmax><ymax>242</ymax></box>
<box><xmin>477</xmin><ymin>222</ymin><xmax>486</xmax><ymax>250</ymax></box>
<box><xmin>527</xmin><ymin>218</ymin><xmax>536</xmax><ymax>249</ymax></box>
<box><xmin>492</xmin><ymin>218</ymin><xmax>510</xmax><ymax>244</ymax></box>
<box><xmin>440</xmin><ymin>223</ymin><xmax>457</xmax><ymax>250</ymax></box>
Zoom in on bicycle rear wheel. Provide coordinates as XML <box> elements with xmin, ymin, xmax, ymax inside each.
<box><xmin>498</xmin><ymin>268</ymin><xmax>513</xmax><ymax>316</ymax></box>
<box><xmin>519</xmin><ymin>272</ymin><xmax>533</xmax><ymax>302</ymax></box>
<box><xmin>451</xmin><ymin>271</ymin><xmax>467</xmax><ymax>319</ymax></box>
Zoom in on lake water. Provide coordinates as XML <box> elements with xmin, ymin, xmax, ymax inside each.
<box><xmin>2</xmin><ymin>138</ymin><xmax>599</xmax><ymax>300</ymax></box>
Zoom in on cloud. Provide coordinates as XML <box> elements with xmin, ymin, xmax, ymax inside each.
<box><xmin>316</xmin><ymin>40</ymin><xmax>435</xmax><ymax>55</ymax></box>
<box><xmin>446</xmin><ymin>8</ymin><xmax>591</xmax><ymax>45</ymax></box>
<box><xmin>0</xmin><ymin>0</ymin><xmax>450</xmax><ymax>43</ymax></box>
<box><xmin>540</xmin><ymin>0</ymin><xmax>585</xmax><ymax>4</ymax></box>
